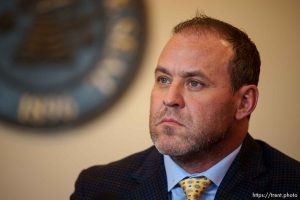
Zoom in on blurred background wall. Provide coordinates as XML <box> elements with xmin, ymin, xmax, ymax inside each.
<box><xmin>0</xmin><ymin>0</ymin><xmax>299</xmax><ymax>199</ymax></box>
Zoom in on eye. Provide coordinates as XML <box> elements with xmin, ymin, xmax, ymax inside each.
<box><xmin>157</xmin><ymin>76</ymin><xmax>171</xmax><ymax>85</ymax></box>
<box><xmin>187</xmin><ymin>80</ymin><xmax>204</xmax><ymax>89</ymax></box>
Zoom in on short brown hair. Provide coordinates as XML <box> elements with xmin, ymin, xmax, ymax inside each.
<box><xmin>173</xmin><ymin>14</ymin><xmax>260</xmax><ymax>92</ymax></box>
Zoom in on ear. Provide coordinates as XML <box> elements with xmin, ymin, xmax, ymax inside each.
<box><xmin>235</xmin><ymin>85</ymin><xmax>259</xmax><ymax>120</ymax></box>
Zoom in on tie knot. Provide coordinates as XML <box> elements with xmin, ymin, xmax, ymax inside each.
<box><xmin>179</xmin><ymin>177</ymin><xmax>211</xmax><ymax>200</ymax></box>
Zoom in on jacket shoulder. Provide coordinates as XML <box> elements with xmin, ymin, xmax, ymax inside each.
<box><xmin>70</xmin><ymin>146</ymin><xmax>162</xmax><ymax>199</ymax></box>
<box><xmin>216</xmin><ymin>135</ymin><xmax>300</xmax><ymax>199</ymax></box>
<box><xmin>83</xmin><ymin>146</ymin><xmax>158</xmax><ymax>178</ymax></box>
<box><xmin>256</xmin><ymin>139</ymin><xmax>300</xmax><ymax>174</ymax></box>
<box><xmin>255</xmin><ymin>139</ymin><xmax>300</xmax><ymax>193</ymax></box>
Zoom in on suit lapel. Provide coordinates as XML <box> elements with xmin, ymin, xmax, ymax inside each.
<box><xmin>127</xmin><ymin>147</ymin><xmax>168</xmax><ymax>200</ymax></box>
<box><xmin>215</xmin><ymin>134</ymin><xmax>267</xmax><ymax>200</ymax></box>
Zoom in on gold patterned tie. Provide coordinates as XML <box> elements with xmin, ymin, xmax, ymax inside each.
<box><xmin>179</xmin><ymin>177</ymin><xmax>211</xmax><ymax>200</ymax></box>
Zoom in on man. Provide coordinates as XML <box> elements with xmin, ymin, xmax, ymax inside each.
<box><xmin>71</xmin><ymin>15</ymin><xmax>300</xmax><ymax>200</ymax></box>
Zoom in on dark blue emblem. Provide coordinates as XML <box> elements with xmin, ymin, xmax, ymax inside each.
<box><xmin>0</xmin><ymin>0</ymin><xmax>146</xmax><ymax>127</ymax></box>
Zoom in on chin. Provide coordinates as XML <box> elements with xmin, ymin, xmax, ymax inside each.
<box><xmin>153</xmin><ymin>136</ymin><xmax>190</xmax><ymax>156</ymax></box>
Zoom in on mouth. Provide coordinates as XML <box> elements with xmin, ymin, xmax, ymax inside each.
<box><xmin>159</xmin><ymin>118</ymin><xmax>184</xmax><ymax>126</ymax></box>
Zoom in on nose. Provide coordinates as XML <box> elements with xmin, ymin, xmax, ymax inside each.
<box><xmin>163</xmin><ymin>83</ymin><xmax>185</xmax><ymax>108</ymax></box>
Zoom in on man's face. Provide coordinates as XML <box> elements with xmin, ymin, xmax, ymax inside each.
<box><xmin>149</xmin><ymin>33</ymin><xmax>239</xmax><ymax>157</ymax></box>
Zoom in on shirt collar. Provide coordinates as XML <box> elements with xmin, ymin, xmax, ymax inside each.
<box><xmin>164</xmin><ymin>145</ymin><xmax>241</xmax><ymax>192</ymax></box>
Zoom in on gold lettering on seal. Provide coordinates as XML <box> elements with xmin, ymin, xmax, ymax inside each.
<box><xmin>86</xmin><ymin>14</ymin><xmax>140</xmax><ymax>97</ymax></box>
<box><xmin>86</xmin><ymin>58</ymin><xmax>126</xmax><ymax>96</ymax></box>
<box><xmin>108</xmin><ymin>17</ymin><xmax>138</xmax><ymax>52</ymax></box>
<box><xmin>18</xmin><ymin>94</ymin><xmax>78</xmax><ymax>125</ymax></box>
<box><xmin>104</xmin><ymin>0</ymin><xmax>129</xmax><ymax>9</ymax></box>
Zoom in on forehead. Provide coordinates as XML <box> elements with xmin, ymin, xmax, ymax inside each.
<box><xmin>158</xmin><ymin>33</ymin><xmax>234</xmax><ymax>74</ymax></box>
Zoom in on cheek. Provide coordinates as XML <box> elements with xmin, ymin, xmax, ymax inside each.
<box><xmin>188</xmin><ymin>96</ymin><xmax>236</xmax><ymax>123</ymax></box>
<box><xmin>150</xmin><ymin>91</ymin><xmax>162</xmax><ymax>113</ymax></box>
<box><xmin>207</xmin><ymin>100</ymin><xmax>236</xmax><ymax>125</ymax></box>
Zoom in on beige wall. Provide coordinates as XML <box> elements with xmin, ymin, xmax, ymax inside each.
<box><xmin>1</xmin><ymin>0</ymin><xmax>300</xmax><ymax>199</ymax></box>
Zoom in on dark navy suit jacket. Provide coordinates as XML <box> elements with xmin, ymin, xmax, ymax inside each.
<box><xmin>70</xmin><ymin>134</ymin><xmax>300</xmax><ymax>200</ymax></box>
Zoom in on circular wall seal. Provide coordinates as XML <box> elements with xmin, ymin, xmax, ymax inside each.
<box><xmin>0</xmin><ymin>0</ymin><xmax>146</xmax><ymax>128</ymax></box>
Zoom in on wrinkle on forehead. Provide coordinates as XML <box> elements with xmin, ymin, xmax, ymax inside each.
<box><xmin>169</xmin><ymin>33</ymin><xmax>234</xmax><ymax>65</ymax></box>
<box><xmin>176</xmin><ymin>29</ymin><xmax>233</xmax><ymax>50</ymax></box>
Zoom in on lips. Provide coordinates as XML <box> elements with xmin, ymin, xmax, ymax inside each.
<box><xmin>159</xmin><ymin>118</ymin><xmax>184</xmax><ymax>126</ymax></box>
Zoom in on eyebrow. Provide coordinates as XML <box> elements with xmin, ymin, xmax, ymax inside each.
<box><xmin>155</xmin><ymin>65</ymin><xmax>212</xmax><ymax>82</ymax></box>
<box><xmin>155</xmin><ymin>66</ymin><xmax>171</xmax><ymax>75</ymax></box>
